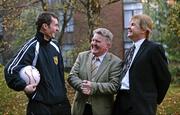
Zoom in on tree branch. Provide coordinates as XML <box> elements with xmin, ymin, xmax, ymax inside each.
<box><xmin>102</xmin><ymin>0</ymin><xmax>121</xmax><ymax>8</ymax></box>
<box><xmin>16</xmin><ymin>0</ymin><xmax>40</xmax><ymax>8</ymax></box>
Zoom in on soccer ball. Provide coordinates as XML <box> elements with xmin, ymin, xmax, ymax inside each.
<box><xmin>19</xmin><ymin>65</ymin><xmax>40</xmax><ymax>85</ymax></box>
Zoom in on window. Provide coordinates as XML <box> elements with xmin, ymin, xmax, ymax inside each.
<box><xmin>124</xmin><ymin>0</ymin><xmax>140</xmax><ymax>3</ymax></box>
<box><xmin>124</xmin><ymin>3</ymin><xmax>143</xmax><ymax>29</ymax></box>
<box><xmin>65</xmin><ymin>17</ymin><xmax>74</xmax><ymax>33</ymax></box>
<box><xmin>123</xmin><ymin>2</ymin><xmax>143</xmax><ymax>49</ymax></box>
<box><xmin>48</xmin><ymin>0</ymin><xmax>62</xmax><ymax>5</ymax></box>
<box><xmin>124</xmin><ymin>10</ymin><xmax>132</xmax><ymax>28</ymax></box>
<box><xmin>47</xmin><ymin>0</ymin><xmax>70</xmax><ymax>5</ymax></box>
<box><xmin>62</xmin><ymin>44</ymin><xmax>74</xmax><ymax>68</ymax></box>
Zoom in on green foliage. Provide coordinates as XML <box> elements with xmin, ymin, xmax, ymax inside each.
<box><xmin>13</xmin><ymin>8</ymin><xmax>40</xmax><ymax>47</ymax></box>
<box><xmin>165</xmin><ymin>2</ymin><xmax>180</xmax><ymax>63</ymax></box>
<box><xmin>143</xmin><ymin>1</ymin><xmax>180</xmax><ymax>84</ymax></box>
<box><xmin>165</xmin><ymin>2</ymin><xmax>180</xmax><ymax>84</ymax></box>
<box><xmin>169</xmin><ymin>63</ymin><xmax>180</xmax><ymax>84</ymax></box>
<box><xmin>65</xmin><ymin>38</ymin><xmax>90</xmax><ymax>64</ymax></box>
<box><xmin>0</xmin><ymin>64</ymin><xmax>27</xmax><ymax>115</ymax></box>
<box><xmin>1</xmin><ymin>0</ymin><xmax>29</xmax><ymax>31</ymax></box>
<box><xmin>167</xmin><ymin>2</ymin><xmax>180</xmax><ymax>37</ymax></box>
<box><xmin>143</xmin><ymin>0</ymin><xmax>168</xmax><ymax>43</ymax></box>
<box><xmin>0</xmin><ymin>40</ymin><xmax>9</xmax><ymax>53</ymax></box>
<box><xmin>2</xmin><ymin>6</ymin><xmax>43</xmax><ymax>64</ymax></box>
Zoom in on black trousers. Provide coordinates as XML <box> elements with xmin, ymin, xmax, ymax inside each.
<box><xmin>27</xmin><ymin>100</ymin><xmax>71</xmax><ymax>115</ymax></box>
<box><xmin>83</xmin><ymin>103</ymin><xmax>93</xmax><ymax>115</ymax></box>
<box><xmin>112</xmin><ymin>90</ymin><xmax>157</xmax><ymax>115</ymax></box>
<box><xmin>112</xmin><ymin>90</ymin><xmax>136</xmax><ymax>115</ymax></box>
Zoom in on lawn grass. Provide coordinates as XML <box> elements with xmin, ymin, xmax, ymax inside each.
<box><xmin>0</xmin><ymin>65</ymin><xmax>27</xmax><ymax>115</ymax></box>
<box><xmin>0</xmin><ymin>65</ymin><xmax>180</xmax><ymax>115</ymax></box>
<box><xmin>157</xmin><ymin>84</ymin><xmax>180</xmax><ymax>115</ymax></box>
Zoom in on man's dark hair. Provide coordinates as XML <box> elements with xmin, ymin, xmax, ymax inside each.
<box><xmin>36</xmin><ymin>12</ymin><xmax>59</xmax><ymax>31</ymax></box>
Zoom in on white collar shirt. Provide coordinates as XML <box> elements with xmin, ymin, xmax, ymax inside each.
<box><xmin>92</xmin><ymin>52</ymin><xmax>106</xmax><ymax>69</ymax></box>
<box><xmin>121</xmin><ymin>39</ymin><xmax>145</xmax><ymax>90</ymax></box>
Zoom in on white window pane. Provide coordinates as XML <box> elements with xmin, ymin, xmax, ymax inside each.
<box><xmin>123</xmin><ymin>0</ymin><xmax>139</xmax><ymax>3</ymax></box>
<box><xmin>124</xmin><ymin>3</ymin><xmax>143</xmax><ymax>11</ymax></box>
<box><xmin>124</xmin><ymin>11</ymin><xmax>132</xmax><ymax>28</ymax></box>
<box><xmin>65</xmin><ymin>17</ymin><xmax>74</xmax><ymax>32</ymax></box>
<box><xmin>134</xmin><ymin>9</ymin><xmax>143</xmax><ymax>15</ymax></box>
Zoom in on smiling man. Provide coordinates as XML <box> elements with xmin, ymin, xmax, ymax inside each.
<box><xmin>113</xmin><ymin>14</ymin><xmax>171</xmax><ymax>115</ymax></box>
<box><xmin>4</xmin><ymin>12</ymin><xmax>71</xmax><ymax>115</ymax></box>
<box><xmin>68</xmin><ymin>28</ymin><xmax>122</xmax><ymax>115</ymax></box>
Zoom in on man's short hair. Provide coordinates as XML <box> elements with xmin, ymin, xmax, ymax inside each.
<box><xmin>93</xmin><ymin>28</ymin><xmax>113</xmax><ymax>43</ymax></box>
<box><xmin>36</xmin><ymin>12</ymin><xmax>59</xmax><ymax>31</ymax></box>
<box><xmin>131</xmin><ymin>14</ymin><xmax>153</xmax><ymax>38</ymax></box>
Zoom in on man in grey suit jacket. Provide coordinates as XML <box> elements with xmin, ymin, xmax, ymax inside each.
<box><xmin>68</xmin><ymin>28</ymin><xmax>122</xmax><ymax>115</ymax></box>
<box><xmin>113</xmin><ymin>14</ymin><xmax>171</xmax><ymax>115</ymax></box>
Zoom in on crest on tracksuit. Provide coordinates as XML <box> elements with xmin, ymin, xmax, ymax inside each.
<box><xmin>33</xmin><ymin>41</ymin><xmax>60</xmax><ymax>66</ymax></box>
<box><xmin>53</xmin><ymin>56</ymin><xmax>58</xmax><ymax>65</ymax></box>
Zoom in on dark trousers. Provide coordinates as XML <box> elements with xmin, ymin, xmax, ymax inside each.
<box><xmin>83</xmin><ymin>103</ymin><xmax>93</xmax><ymax>115</ymax></box>
<box><xmin>112</xmin><ymin>90</ymin><xmax>157</xmax><ymax>115</ymax></box>
<box><xmin>112</xmin><ymin>90</ymin><xmax>136</xmax><ymax>115</ymax></box>
<box><xmin>27</xmin><ymin>100</ymin><xmax>71</xmax><ymax>115</ymax></box>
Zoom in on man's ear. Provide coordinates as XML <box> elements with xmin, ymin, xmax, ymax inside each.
<box><xmin>107</xmin><ymin>42</ymin><xmax>112</xmax><ymax>49</ymax></box>
<box><xmin>42</xmin><ymin>23</ymin><xmax>48</xmax><ymax>29</ymax></box>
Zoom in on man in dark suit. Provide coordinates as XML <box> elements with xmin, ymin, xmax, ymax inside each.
<box><xmin>113</xmin><ymin>14</ymin><xmax>171</xmax><ymax>115</ymax></box>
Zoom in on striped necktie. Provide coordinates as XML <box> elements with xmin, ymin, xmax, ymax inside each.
<box><xmin>121</xmin><ymin>45</ymin><xmax>136</xmax><ymax>78</ymax></box>
<box><xmin>91</xmin><ymin>57</ymin><xmax>100</xmax><ymax>77</ymax></box>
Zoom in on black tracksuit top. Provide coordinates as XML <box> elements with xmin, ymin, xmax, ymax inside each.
<box><xmin>4</xmin><ymin>32</ymin><xmax>68</xmax><ymax>105</ymax></box>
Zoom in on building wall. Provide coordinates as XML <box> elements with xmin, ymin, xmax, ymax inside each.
<box><xmin>100</xmin><ymin>1</ymin><xmax>124</xmax><ymax>58</ymax></box>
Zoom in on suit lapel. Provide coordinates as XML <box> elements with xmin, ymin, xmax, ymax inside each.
<box><xmin>132</xmin><ymin>39</ymin><xmax>149</xmax><ymax>64</ymax></box>
<box><xmin>92</xmin><ymin>53</ymin><xmax>111</xmax><ymax>81</ymax></box>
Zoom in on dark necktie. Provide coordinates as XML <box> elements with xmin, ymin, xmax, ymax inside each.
<box><xmin>121</xmin><ymin>45</ymin><xmax>136</xmax><ymax>78</ymax></box>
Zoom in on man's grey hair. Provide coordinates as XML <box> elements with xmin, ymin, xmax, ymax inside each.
<box><xmin>93</xmin><ymin>28</ymin><xmax>113</xmax><ymax>43</ymax></box>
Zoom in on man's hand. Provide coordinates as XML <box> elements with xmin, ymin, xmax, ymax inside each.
<box><xmin>81</xmin><ymin>80</ymin><xmax>92</xmax><ymax>95</ymax></box>
<box><xmin>24</xmin><ymin>84</ymin><xmax>37</xmax><ymax>94</ymax></box>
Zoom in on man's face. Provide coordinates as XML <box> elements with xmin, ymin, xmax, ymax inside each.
<box><xmin>127</xmin><ymin>19</ymin><xmax>145</xmax><ymax>41</ymax></box>
<box><xmin>91</xmin><ymin>33</ymin><xmax>110</xmax><ymax>57</ymax></box>
<box><xmin>43</xmin><ymin>17</ymin><xmax>59</xmax><ymax>39</ymax></box>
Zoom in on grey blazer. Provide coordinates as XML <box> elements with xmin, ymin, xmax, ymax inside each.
<box><xmin>68</xmin><ymin>51</ymin><xmax>122</xmax><ymax>115</ymax></box>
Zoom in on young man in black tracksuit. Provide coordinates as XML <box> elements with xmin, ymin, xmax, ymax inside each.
<box><xmin>4</xmin><ymin>12</ymin><xmax>71</xmax><ymax>115</ymax></box>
